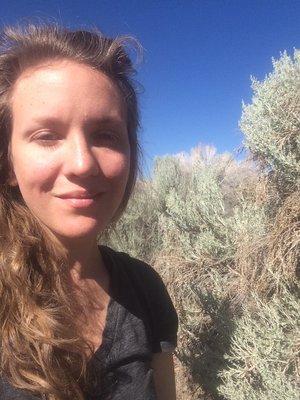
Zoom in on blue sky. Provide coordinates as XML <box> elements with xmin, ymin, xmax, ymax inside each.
<box><xmin>0</xmin><ymin>0</ymin><xmax>299</xmax><ymax>175</ymax></box>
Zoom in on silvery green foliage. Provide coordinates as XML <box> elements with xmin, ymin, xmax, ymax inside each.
<box><xmin>217</xmin><ymin>284</ymin><xmax>300</xmax><ymax>400</ymax></box>
<box><xmin>101</xmin><ymin>180</ymin><xmax>162</xmax><ymax>262</ymax></box>
<box><xmin>175</xmin><ymin>269</ymin><xmax>236</xmax><ymax>398</ymax></box>
<box><xmin>105</xmin><ymin>145</ymin><xmax>266</xmax><ymax>267</ymax></box>
<box><xmin>152</xmin><ymin>146</ymin><xmax>267</xmax><ymax>264</ymax></box>
<box><xmin>103</xmin><ymin>144</ymin><xmax>297</xmax><ymax>400</ymax></box>
<box><xmin>154</xmin><ymin>149</ymin><xmax>226</xmax><ymax>262</ymax></box>
<box><xmin>240</xmin><ymin>50</ymin><xmax>300</xmax><ymax>189</ymax></box>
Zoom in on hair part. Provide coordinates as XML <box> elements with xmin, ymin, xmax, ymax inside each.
<box><xmin>0</xmin><ymin>22</ymin><xmax>141</xmax><ymax>399</ymax></box>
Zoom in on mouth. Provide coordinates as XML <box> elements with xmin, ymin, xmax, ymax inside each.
<box><xmin>57</xmin><ymin>190</ymin><xmax>102</xmax><ymax>199</ymax></box>
<box><xmin>57</xmin><ymin>192</ymin><xmax>103</xmax><ymax>208</ymax></box>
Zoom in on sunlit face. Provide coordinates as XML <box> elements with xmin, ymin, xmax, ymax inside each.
<box><xmin>9</xmin><ymin>60</ymin><xmax>130</xmax><ymax>242</ymax></box>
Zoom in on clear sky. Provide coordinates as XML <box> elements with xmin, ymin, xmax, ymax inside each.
<box><xmin>0</xmin><ymin>0</ymin><xmax>299</xmax><ymax>175</ymax></box>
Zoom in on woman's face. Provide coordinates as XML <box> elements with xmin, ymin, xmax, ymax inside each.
<box><xmin>9</xmin><ymin>60</ymin><xmax>130</xmax><ymax>242</ymax></box>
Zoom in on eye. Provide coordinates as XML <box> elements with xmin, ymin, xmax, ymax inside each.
<box><xmin>35</xmin><ymin>132</ymin><xmax>60</xmax><ymax>148</ymax></box>
<box><xmin>91</xmin><ymin>131</ymin><xmax>119</xmax><ymax>145</ymax></box>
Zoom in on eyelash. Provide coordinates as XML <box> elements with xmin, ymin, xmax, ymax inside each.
<box><xmin>36</xmin><ymin>134</ymin><xmax>59</xmax><ymax>148</ymax></box>
<box><xmin>35</xmin><ymin>132</ymin><xmax>119</xmax><ymax>148</ymax></box>
<box><xmin>92</xmin><ymin>131</ymin><xmax>118</xmax><ymax>144</ymax></box>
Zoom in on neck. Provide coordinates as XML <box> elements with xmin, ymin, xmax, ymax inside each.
<box><xmin>55</xmin><ymin>234</ymin><xmax>105</xmax><ymax>283</ymax></box>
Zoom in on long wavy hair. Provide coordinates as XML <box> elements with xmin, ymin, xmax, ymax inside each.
<box><xmin>0</xmin><ymin>22</ymin><xmax>141</xmax><ymax>399</ymax></box>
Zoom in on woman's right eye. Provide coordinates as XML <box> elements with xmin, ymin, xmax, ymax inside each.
<box><xmin>35</xmin><ymin>133</ymin><xmax>60</xmax><ymax>147</ymax></box>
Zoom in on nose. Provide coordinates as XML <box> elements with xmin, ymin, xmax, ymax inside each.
<box><xmin>63</xmin><ymin>133</ymin><xmax>99</xmax><ymax>178</ymax></box>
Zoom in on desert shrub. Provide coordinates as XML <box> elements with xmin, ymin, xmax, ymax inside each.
<box><xmin>217</xmin><ymin>284</ymin><xmax>300</xmax><ymax>400</ymax></box>
<box><xmin>240</xmin><ymin>50</ymin><xmax>300</xmax><ymax>198</ymax></box>
<box><xmin>216</xmin><ymin>50</ymin><xmax>300</xmax><ymax>400</ymax></box>
<box><xmin>151</xmin><ymin>150</ymin><xmax>270</xmax><ymax>399</ymax></box>
<box><xmin>153</xmin><ymin>147</ymin><xmax>264</xmax><ymax>266</ymax></box>
<box><xmin>100</xmin><ymin>180</ymin><xmax>162</xmax><ymax>262</ymax></box>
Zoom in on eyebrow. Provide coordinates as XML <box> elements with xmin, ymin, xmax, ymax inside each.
<box><xmin>82</xmin><ymin>116</ymin><xmax>126</xmax><ymax>131</ymax></box>
<box><xmin>24</xmin><ymin>115</ymin><xmax>126</xmax><ymax>135</ymax></box>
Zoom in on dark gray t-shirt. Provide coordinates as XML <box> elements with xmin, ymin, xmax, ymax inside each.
<box><xmin>0</xmin><ymin>246</ymin><xmax>178</xmax><ymax>399</ymax></box>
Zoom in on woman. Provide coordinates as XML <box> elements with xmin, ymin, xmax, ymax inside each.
<box><xmin>0</xmin><ymin>23</ymin><xmax>178</xmax><ymax>400</ymax></box>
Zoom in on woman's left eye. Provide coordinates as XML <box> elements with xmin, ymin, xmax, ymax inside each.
<box><xmin>92</xmin><ymin>131</ymin><xmax>118</xmax><ymax>144</ymax></box>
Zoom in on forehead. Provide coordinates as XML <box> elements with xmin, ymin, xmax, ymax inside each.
<box><xmin>10</xmin><ymin>60</ymin><xmax>126</xmax><ymax>126</ymax></box>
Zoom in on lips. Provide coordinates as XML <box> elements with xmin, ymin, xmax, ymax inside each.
<box><xmin>56</xmin><ymin>190</ymin><xmax>101</xmax><ymax>199</ymax></box>
<box><xmin>55</xmin><ymin>190</ymin><xmax>104</xmax><ymax>209</ymax></box>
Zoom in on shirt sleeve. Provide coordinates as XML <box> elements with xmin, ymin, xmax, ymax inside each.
<box><xmin>121</xmin><ymin>253</ymin><xmax>179</xmax><ymax>354</ymax></box>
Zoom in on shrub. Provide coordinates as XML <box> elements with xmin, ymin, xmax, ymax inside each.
<box><xmin>240</xmin><ymin>50</ymin><xmax>300</xmax><ymax>196</ymax></box>
<box><xmin>217</xmin><ymin>284</ymin><xmax>300</xmax><ymax>400</ymax></box>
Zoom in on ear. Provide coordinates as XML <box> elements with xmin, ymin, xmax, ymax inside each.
<box><xmin>7</xmin><ymin>146</ymin><xmax>18</xmax><ymax>187</ymax></box>
<box><xmin>8</xmin><ymin>169</ymin><xmax>18</xmax><ymax>187</ymax></box>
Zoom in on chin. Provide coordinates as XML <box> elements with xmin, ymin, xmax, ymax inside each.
<box><xmin>50</xmin><ymin>221</ymin><xmax>106</xmax><ymax>241</ymax></box>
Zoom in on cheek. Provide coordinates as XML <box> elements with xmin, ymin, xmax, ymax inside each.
<box><xmin>12</xmin><ymin>151</ymin><xmax>58</xmax><ymax>193</ymax></box>
<box><xmin>100</xmin><ymin>151</ymin><xmax>130</xmax><ymax>184</ymax></box>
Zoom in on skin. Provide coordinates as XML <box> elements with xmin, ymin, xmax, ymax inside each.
<box><xmin>151</xmin><ymin>352</ymin><xmax>177</xmax><ymax>400</ymax></box>
<box><xmin>9</xmin><ymin>59</ymin><xmax>177</xmax><ymax>399</ymax></box>
<box><xmin>9</xmin><ymin>60</ymin><xmax>130</xmax><ymax>278</ymax></box>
